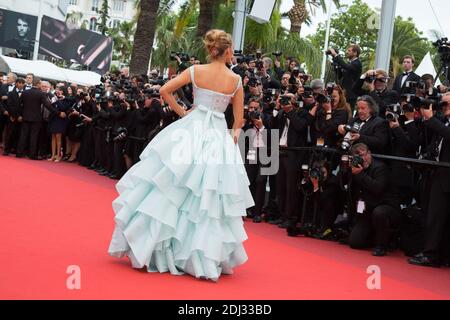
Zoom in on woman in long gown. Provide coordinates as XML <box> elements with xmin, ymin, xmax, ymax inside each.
<box><xmin>108</xmin><ymin>30</ymin><xmax>254</xmax><ymax>281</ymax></box>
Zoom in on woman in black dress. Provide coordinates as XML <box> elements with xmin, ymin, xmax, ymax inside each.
<box><xmin>48</xmin><ymin>86</ymin><xmax>71</xmax><ymax>162</ymax></box>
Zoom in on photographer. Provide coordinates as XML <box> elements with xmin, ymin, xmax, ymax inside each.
<box><xmin>258</xmin><ymin>57</ymin><xmax>281</xmax><ymax>90</ymax></box>
<box><xmin>2</xmin><ymin>78</ymin><xmax>25</xmax><ymax>156</ymax></box>
<box><xmin>244</xmin><ymin>76</ymin><xmax>263</xmax><ymax>105</ymax></box>
<box><xmin>387</xmin><ymin>101</ymin><xmax>421</xmax><ymax>204</ymax></box>
<box><xmin>77</xmin><ymin>91</ymin><xmax>96</xmax><ymax>167</ymax></box>
<box><xmin>91</xmin><ymin>100</ymin><xmax>110</xmax><ymax>173</ymax></box>
<box><xmin>243</xmin><ymin>98</ymin><xmax>271</xmax><ymax>223</ymax></box>
<box><xmin>328</xmin><ymin>44</ymin><xmax>362</xmax><ymax>107</ymax></box>
<box><xmin>393</xmin><ymin>55</ymin><xmax>421</xmax><ymax>95</ymax></box>
<box><xmin>348</xmin><ymin>143</ymin><xmax>401</xmax><ymax>256</ymax></box>
<box><xmin>271</xmin><ymin>93</ymin><xmax>309</xmax><ymax>229</ymax></box>
<box><xmin>338</xmin><ymin>95</ymin><xmax>390</xmax><ymax>154</ymax></box>
<box><xmin>308</xmin><ymin>85</ymin><xmax>352</xmax><ymax>149</ymax></box>
<box><xmin>130</xmin><ymin>94</ymin><xmax>162</xmax><ymax>164</ymax></box>
<box><xmin>408</xmin><ymin>94</ymin><xmax>450</xmax><ymax>267</ymax></box>
<box><xmin>354</xmin><ymin>69</ymin><xmax>399</xmax><ymax>118</ymax></box>
<box><xmin>295</xmin><ymin>160</ymin><xmax>341</xmax><ymax>238</ymax></box>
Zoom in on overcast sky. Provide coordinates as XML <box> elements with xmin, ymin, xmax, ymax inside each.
<box><xmin>279</xmin><ymin>0</ymin><xmax>450</xmax><ymax>40</ymax></box>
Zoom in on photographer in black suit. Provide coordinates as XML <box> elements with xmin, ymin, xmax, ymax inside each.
<box><xmin>392</xmin><ymin>55</ymin><xmax>422</xmax><ymax>95</ymax></box>
<box><xmin>353</xmin><ymin>69</ymin><xmax>399</xmax><ymax>118</ymax></box>
<box><xmin>348</xmin><ymin>143</ymin><xmax>401</xmax><ymax>256</ymax></box>
<box><xmin>16</xmin><ymin>77</ymin><xmax>65</xmax><ymax>160</ymax></box>
<box><xmin>271</xmin><ymin>93</ymin><xmax>309</xmax><ymax>229</ymax></box>
<box><xmin>338</xmin><ymin>95</ymin><xmax>390</xmax><ymax>154</ymax></box>
<box><xmin>409</xmin><ymin>94</ymin><xmax>450</xmax><ymax>267</ymax></box>
<box><xmin>243</xmin><ymin>99</ymin><xmax>271</xmax><ymax>223</ymax></box>
<box><xmin>327</xmin><ymin>44</ymin><xmax>362</xmax><ymax>107</ymax></box>
<box><xmin>2</xmin><ymin>78</ymin><xmax>25</xmax><ymax>155</ymax></box>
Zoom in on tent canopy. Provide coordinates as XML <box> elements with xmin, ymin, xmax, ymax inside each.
<box><xmin>0</xmin><ymin>55</ymin><xmax>101</xmax><ymax>87</ymax></box>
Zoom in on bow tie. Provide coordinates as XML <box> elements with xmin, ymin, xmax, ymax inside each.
<box><xmin>403</xmin><ymin>72</ymin><xmax>410</xmax><ymax>76</ymax></box>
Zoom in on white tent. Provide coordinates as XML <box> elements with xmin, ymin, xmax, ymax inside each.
<box><xmin>0</xmin><ymin>55</ymin><xmax>101</xmax><ymax>87</ymax></box>
<box><xmin>415</xmin><ymin>52</ymin><xmax>442</xmax><ymax>86</ymax></box>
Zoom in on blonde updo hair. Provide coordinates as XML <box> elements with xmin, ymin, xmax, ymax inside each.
<box><xmin>203</xmin><ymin>29</ymin><xmax>232</xmax><ymax>60</ymax></box>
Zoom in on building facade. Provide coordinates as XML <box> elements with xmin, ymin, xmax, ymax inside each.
<box><xmin>67</xmin><ymin>0</ymin><xmax>137</xmax><ymax>32</ymax></box>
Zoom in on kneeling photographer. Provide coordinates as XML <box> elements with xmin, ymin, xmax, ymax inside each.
<box><xmin>338</xmin><ymin>95</ymin><xmax>390</xmax><ymax>154</ymax></box>
<box><xmin>347</xmin><ymin>143</ymin><xmax>401</xmax><ymax>256</ymax></box>
<box><xmin>243</xmin><ymin>98</ymin><xmax>271</xmax><ymax>223</ymax></box>
<box><xmin>289</xmin><ymin>160</ymin><xmax>341</xmax><ymax>239</ymax></box>
<box><xmin>409</xmin><ymin>94</ymin><xmax>450</xmax><ymax>267</ymax></box>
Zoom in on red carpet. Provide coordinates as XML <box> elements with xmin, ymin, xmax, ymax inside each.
<box><xmin>1</xmin><ymin>156</ymin><xmax>449</xmax><ymax>300</ymax></box>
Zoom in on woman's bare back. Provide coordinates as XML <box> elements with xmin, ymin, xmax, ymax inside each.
<box><xmin>192</xmin><ymin>64</ymin><xmax>241</xmax><ymax>96</ymax></box>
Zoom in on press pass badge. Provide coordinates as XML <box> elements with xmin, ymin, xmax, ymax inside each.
<box><xmin>247</xmin><ymin>150</ymin><xmax>256</xmax><ymax>161</ymax></box>
<box><xmin>316</xmin><ymin>137</ymin><xmax>325</xmax><ymax>147</ymax></box>
<box><xmin>51</xmin><ymin>96</ymin><xmax>58</xmax><ymax>104</ymax></box>
<box><xmin>357</xmin><ymin>200</ymin><xmax>366</xmax><ymax>214</ymax></box>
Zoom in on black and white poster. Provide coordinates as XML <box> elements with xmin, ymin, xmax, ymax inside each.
<box><xmin>0</xmin><ymin>9</ymin><xmax>38</xmax><ymax>53</ymax></box>
<box><xmin>39</xmin><ymin>15</ymin><xmax>113</xmax><ymax>74</ymax></box>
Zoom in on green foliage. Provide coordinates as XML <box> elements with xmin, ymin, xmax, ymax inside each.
<box><xmin>97</xmin><ymin>0</ymin><xmax>110</xmax><ymax>35</ymax></box>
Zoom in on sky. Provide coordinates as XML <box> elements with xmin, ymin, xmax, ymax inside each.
<box><xmin>279</xmin><ymin>0</ymin><xmax>450</xmax><ymax>40</ymax></box>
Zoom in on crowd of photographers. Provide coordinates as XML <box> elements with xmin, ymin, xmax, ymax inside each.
<box><xmin>1</xmin><ymin>44</ymin><xmax>450</xmax><ymax>268</ymax></box>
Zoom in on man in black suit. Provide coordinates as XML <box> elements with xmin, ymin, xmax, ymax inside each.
<box><xmin>353</xmin><ymin>69</ymin><xmax>399</xmax><ymax>118</ymax></box>
<box><xmin>338</xmin><ymin>95</ymin><xmax>390</xmax><ymax>155</ymax></box>
<box><xmin>392</xmin><ymin>55</ymin><xmax>422</xmax><ymax>95</ymax></box>
<box><xmin>348</xmin><ymin>143</ymin><xmax>401</xmax><ymax>256</ymax></box>
<box><xmin>271</xmin><ymin>93</ymin><xmax>309</xmax><ymax>228</ymax></box>
<box><xmin>2</xmin><ymin>78</ymin><xmax>25</xmax><ymax>156</ymax></box>
<box><xmin>328</xmin><ymin>44</ymin><xmax>363</xmax><ymax>107</ymax></box>
<box><xmin>16</xmin><ymin>77</ymin><xmax>65</xmax><ymax>160</ymax></box>
<box><xmin>243</xmin><ymin>99</ymin><xmax>271</xmax><ymax>223</ymax></box>
<box><xmin>409</xmin><ymin>95</ymin><xmax>450</xmax><ymax>267</ymax></box>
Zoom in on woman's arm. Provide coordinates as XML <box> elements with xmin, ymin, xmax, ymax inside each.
<box><xmin>159</xmin><ymin>69</ymin><xmax>191</xmax><ymax>118</ymax></box>
<box><xmin>230</xmin><ymin>84</ymin><xmax>244</xmax><ymax>144</ymax></box>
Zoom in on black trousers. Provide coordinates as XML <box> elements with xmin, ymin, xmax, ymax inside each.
<box><xmin>276</xmin><ymin>152</ymin><xmax>301</xmax><ymax>225</ymax></box>
<box><xmin>38</xmin><ymin>121</ymin><xmax>51</xmax><ymax>157</ymax></box>
<box><xmin>245</xmin><ymin>162</ymin><xmax>267</xmax><ymax>217</ymax></box>
<box><xmin>113</xmin><ymin>140</ymin><xmax>126</xmax><ymax>177</ymax></box>
<box><xmin>3</xmin><ymin>118</ymin><xmax>21</xmax><ymax>152</ymax></box>
<box><xmin>424</xmin><ymin>178</ymin><xmax>450</xmax><ymax>258</ymax></box>
<box><xmin>349</xmin><ymin>204</ymin><xmax>401</xmax><ymax>249</ymax></box>
<box><xmin>17</xmin><ymin>120</ymin><xmax>42</xmax><ymax>157</ymax></box>
<box><xmin>93</xmin><ymin>128</ymin><xmax>106</xmax><ymax>168</ymax></box>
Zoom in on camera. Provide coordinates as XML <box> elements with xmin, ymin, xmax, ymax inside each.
<box><xmin>272</xmin><ymin>51</ymin><xmax>282</xmax><ymax>57</ymax></box>
<box><xmin>433</xmin><ymin>38</ymin><xmax>450</xmax><ymax>61</ymax></box>
<box><xmin>315</xmin><ymin>93</ymin><xmax>331</xmax><ymax>105</ymax></box>
<box><xmin>247</xmin><ymin>76</ymin><xmax>260</xmax><ymax>87</ymax></box>
<box><xmin>263</xmin><ymin>88</ymin><xmax>278</xmax><ymax>103</ymax></box>
<box><xmin>365</xmin><ymin>75</ymin><xmax>377</xmax><ymax>83</ymax></box>
<box><xmin>279</xmin><ymin>95</ymin><xmax>292</xmax><ymax>106</ymax></box>
<box><xmin>326</xmin><ymin>82</ymin><xmax>336</xmax><ymax>96</ymax></box>
<box><xmin>326</xmin><ymin>47</ymin><xmax>339</xmax><ymax>55</ymax></box>
<box><xmin>385</xmin><ymin>103</ymin><xmax>402</xmax><ymax>122</ymax></box>
<box><xmin>341</xmin><ymin>123</ymin><xmax>361</xmax><ymax>151</ymax></box>
<box><xmin>350</xmin><ymin>155</ymin><xmax>364</xmax><ymax>168</ymax></box>
<box><xmin>170</xmin><ymin>51</ymin><xmax>189</xmax><ymax>62</ymax></box>
<box><xmin>113</xmin><ymin>127</ymin><xmax>128</xmax><ymax>142</ymax></box>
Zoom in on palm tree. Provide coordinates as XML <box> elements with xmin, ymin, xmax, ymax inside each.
<box><xmin>129</xmin><ymin>0</ymin><xmax>161</xmax><ymax>75</ymax></box>
<box><xmin>286</xmin><ymin>0</ymin><xmax>340</xmax><ymax>35</ymax></box>
<box><xmin>197</xmin><ymin>0</ymin><xmax>218</xmax><ymax>37</ymax></box>
<box><xmin>108</xmin><ymin>21</ymin><xmax>136</xmax><ymax>64</ymax></box>
<box><xmin>390</xmin><ymin>17</ymin><xmax>430</xmax><ymax>79</ymax></box>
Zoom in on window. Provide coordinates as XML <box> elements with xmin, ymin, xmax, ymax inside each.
<box><xmin>89</xmin><ymin>17</ymin><xmax>97</xmax><ymax>31</ymax></box>
<box><xmin>113</xmin><ymin>0</ymin><xmax>125</xmax><ymax>12</ymax></box>
<box><xmin>113</xmin><ymin>19</ymin><xmax>120</xmax><ymax>29</ymax></box>
<box><xmin>69</xmin><ymin>0</ymin><xmax>78</xmax><ymax>5</ymax></box>
<box><xmin>91</xmin><ymin>0</ymin><xmax>99</xmax><ymax>12</ymax></box>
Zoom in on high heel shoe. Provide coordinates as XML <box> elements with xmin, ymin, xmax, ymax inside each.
<box><xmin>47</xmin><ymin>156</ymin><xmax>56</xmax><ymax>161</ymax></box>
<box><xmin>54</xmin><ymin>156</ymin><xmax>62</xmax><ymax>163</ymax></box>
